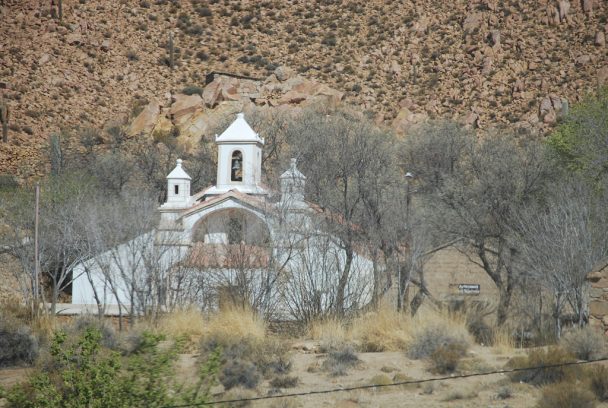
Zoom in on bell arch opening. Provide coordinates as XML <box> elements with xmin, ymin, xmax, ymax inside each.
<box><xmin>231</xmin><ymin>151</ymin><xmax>243</xmax><ymax>182</ymax></box>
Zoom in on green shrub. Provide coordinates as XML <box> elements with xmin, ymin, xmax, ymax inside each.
<box><xmin>561</xmin><ymin>327</ymin><xmax>606</xmax><ymax>360</ymax></box>
<box><xmin>3</xmin><ymin>328</ymin><xmax>219</xmax><ymax>408</ymax></box>
<box><xmin>407</xmin><ymin>324</ymin><xmax>469</xmax><ymax>360</ymax></box>
<box><xmin>588</xmin><ymin>365</ymin><xmax>608</xmax><ymax>401</ymax></box>
<box><xmin>536</xmin><ymin>382</ymin><xmax>596</xmax><ymax>408</ymax></box>
<box><xmin>507</xmin><ymin>347</ymin><xmax>577</xmax><ymax>386</ymax></box>
<box><xmin>0</xmin><ymin>173</ymin><xmax>18</xmax><ymax>190</ymax></box>
<box><xmin>71</xmin><ymin>316</ymin><xmax>118</xmax><ymax>350</ymax></box>
<box><xmin>429</xmin><ymin>343</ymin><xmax>466</xmax><ymax>374</ymax></box>
<box><xmin>182</xmin><ymin>85</ymin><xmax>204</xmax><ymax>96</ymax></box>
<box><xmin>0</xmin><ymin>317</ymin><xmax>39</xmax><ymax>367</ymax></box>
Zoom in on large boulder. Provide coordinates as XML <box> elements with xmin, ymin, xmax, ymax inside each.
<box><xmin>170</xmin><ymin>94</ymin><xmax>204</xmax><ymax>120</ymax></box>
<box><xmin>277</xmin><ymin>77</ymin><xmax>343</xmax><ymax>106</ymax></box>
<box><xmin>127</xmin><ymin>100</ymin><xmax>161</xmax><ymax>136</ymax></box>
<box><xmin>391</xmin><ymin>107</ymin><xmax>428</xmax><ymax>137</ymax></box>
<box><xmin>202</xmin><ymin>76</ymin><xmax>260</xmax><ymax>108</ymax></box>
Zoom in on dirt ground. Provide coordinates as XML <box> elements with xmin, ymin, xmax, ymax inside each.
<box><xmin>3</xmin><ymin>343</ymin><xmax>608</xmax><ymax>408</ymax></box>
<box><xmin>173</xmin><ymin>342</ymin><xmax>606</xmax><ymax>408</ymax></box>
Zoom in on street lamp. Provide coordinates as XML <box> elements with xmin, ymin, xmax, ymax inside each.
<box><xmin>405</xmin><ymin>172</ymin><xmax>414</xmax><ymax>230</ymax></box>
<box><xmin>398</xmin><ymin>172</ymin><xmax>415</xmax><ymax>312</ymax></box>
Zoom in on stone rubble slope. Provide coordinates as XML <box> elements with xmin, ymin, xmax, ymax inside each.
<box><xmin>1</xmin><ymin>0</ymin><xmax>607</xmax><ymax>178</ymax></box>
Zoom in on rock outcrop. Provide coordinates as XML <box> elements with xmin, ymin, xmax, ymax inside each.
<box><xmin>128</xmin><ymin>70</ymin><xmax>344</xmax><ymax>150</ymax></box>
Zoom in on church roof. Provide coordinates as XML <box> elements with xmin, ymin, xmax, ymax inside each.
<box><xmin>280</xmin><ymin>158</ymin><xmax>306</xmax><ymax>180</ymax></box>
<box><xmin>181</xmin><ymin>189</ymin><xmax>269</xmax><ymax>218</ymax></box>
<box><xmin>215</xmin><ymin>113</ymin><xmax>264</xmax><ymax>144</ymax></box>
<box><xmin>166</xmin><ymin>159</ymin><xmax>191</xmax><ymax>180</ymax></box>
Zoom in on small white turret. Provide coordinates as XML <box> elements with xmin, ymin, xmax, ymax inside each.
<box><xmin>165</xmin><ymin>158</ymin><xmax>191</xmax><ymax>208</ymax></box>
<box><xmin>279</xmin><ymin>158</ymin><xmax>307</xmax><ymax>209</ymax></box>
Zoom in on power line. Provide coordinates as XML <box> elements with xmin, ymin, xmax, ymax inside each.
<box><xmin>163</xmin><ymin>356</ymin><xmax>608</xmax><ymax>407</ymax></box>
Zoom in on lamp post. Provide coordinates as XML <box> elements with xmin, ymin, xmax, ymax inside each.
<box><xmin>405</xmin><ymin>172</ymin><xmax>414</xmax><ymax>231</ymax></box>
<box><xmin>398</xmin><ymin>172</ymin><xmax>414</xmax><ymax>312</ymax></box>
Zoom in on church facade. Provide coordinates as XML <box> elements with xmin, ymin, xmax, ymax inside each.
<box><xmin>71</xmin><ymin>113</ymin><xmax>375</xmax><ymax>319</ymax></box>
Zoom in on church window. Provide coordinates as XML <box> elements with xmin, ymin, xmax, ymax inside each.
<box><xmin>174</xmin><ymin>185</ymin><xmax>179</xmax><ymax>195</ymax></box>
<box><xmin>231</xmin><ymin>151</ymin><xmax>243</xmax><ymax>182</ymax></box>
<box><xmin>227</xmin><ymin>217</ymin><xmax>243</xmax><ymax>244</ymax></box>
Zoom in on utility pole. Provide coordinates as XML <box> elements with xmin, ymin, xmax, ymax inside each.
<box><xmin>33</xmin><ymin>182</ymin><xmax>40</xmax><ymax>317</ymax></box>
<box><xmin>398</xmin><ymin>172</ymin><xmax>415</xmax><ymax>312</ymax></box>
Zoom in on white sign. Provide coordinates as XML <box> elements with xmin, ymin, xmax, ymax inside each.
<box><xmin>458</xmin><ymin>284</ymin><xmax>480</xmax><ymax>295</ymax></box>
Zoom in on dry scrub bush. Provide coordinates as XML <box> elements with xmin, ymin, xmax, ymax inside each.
<box><xmin>441</xmin><ymin>388</ymin><xmax>478</xmax><ymax>401</ymax></box>
<box><xmin>560</xmin><ymin>326</ymin><xmax>606</xmax><ymax>361</ymax></box>
<box><xmin>0</xmin><ymin>315</ymin><xmax>39</xmax><ymax>367</ymax></box>
<box><xmin>407</xmin><ymin>323</ymin><xmax>470</xmax><ymax>360</ymax></box>
<box><xmin>199</xmin><ymin>307</ymin><xmax>290</xmax><ymax>391</ymax></box>
<box><xmin>496</xmin><ymin>386</ymin><xmax>512</xmax><ymax>400</ymax></box>
<box><xmin>349</xmin><ymin>305</ymin><xmax>412</xmax><ymax>352</ymax></box>
<box><xmin>507</xmin><ymin>347</ymin><xmax>577</xmax><ymax>386</ymax></box>
<box><xmin>220</xmin><ymin>360</ymin><xmax>260</xmax><ymax>390</ymax></box>
<box><xmin>536</xmin><ymin>382</ymin><xmax>596</xmax><ymax>408</ymax></box>
<box><xmin>269</xmin><ymin>375</ymin><xmax>299</xmax><ymax>388</ymax></box>
<box><xmin>588</xmin><ymin>365</ymin><xmax>608</xmax><ymax>401</ymax></box>
<box><xmin>369</xmin><ymin>374</ymin><xmax>392</xmax><ymax>386</ymax></box>
<box><xmin>221</xmin><ymin>387</ymin><xmax>257</xmax><ymax>408</ymax></box>
<box><xmin>321</xmin><ymin>344</ymin><xmax>360</xmax><ymax>376</ymax></box>
<box><xmin>430</xmin><ymin>343</ymin><xmax>467</xmax><ymax>374</ymax></box>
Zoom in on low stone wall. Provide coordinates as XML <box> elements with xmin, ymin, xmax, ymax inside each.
<box><xmin>586</xmin><ymin>260</ymin><xmax>608</xmax><ymax>335</ymax></box>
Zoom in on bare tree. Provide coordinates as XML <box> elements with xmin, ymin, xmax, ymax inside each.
<box><xmin>404</xmin><ymin>122</ymin><xmax>551</xmax><ymax>325</ymax></box>
<box><xmin>1</xmin><ymin>173</ymin><xmax>98</xmax><ymax>314</ymax></box>
<box><xmin>283</xmin><ymin>108</ymin><xmax>400</xmax><ymax>316</ymax></box>
<box><xmin>282</xmin><ymin>224</ymin><xmax>373</xmax><ymax>322</ymax></box>
<box><xmin>74</xmin><ymin>188</ymin><xmax>184</xmax><ymax>325</ymax></box>
<box><xmin>514</xmin><ymin>177</ymin><xmax>608</xmax><ymax>338</ymax></box>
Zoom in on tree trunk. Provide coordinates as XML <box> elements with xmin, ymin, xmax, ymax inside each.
<box><xmin>335</xmin><ymin>246</ymin><xmax>353</xmax><ymax>316</ymax></box>
<box><xmin>496</xmin><ymin>282</ymin><xmax>513</xmax><ymax>327</ymax></box>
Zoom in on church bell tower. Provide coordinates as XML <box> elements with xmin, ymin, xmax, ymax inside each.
<box><xmin>211</xmin><ymin>113</ymin><xmax>266</xmax><ymax>196</ymax></box>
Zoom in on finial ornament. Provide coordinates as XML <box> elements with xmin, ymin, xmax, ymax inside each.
<box><xmin>177</xmin><ymin>158</ymin><xmax>183</xmax><ymax>166</ymax></box>
<box><xmin>290</xmin><ymin>158</ymin><xmax>297</xmax><ymax>169</ymax></box>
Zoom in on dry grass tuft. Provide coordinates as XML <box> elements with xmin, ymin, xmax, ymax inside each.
<box><xmin>349</xmin><ymin>304</ymin><xmax>412</xmax><ymax>352</ymax></box>
<box><xmin>308</xmin><ymin>318</ymin><xmax>348</xmax><ymax>352</ymax></box>
<box><xmin>155</xmin><ymin>307</ymin><xmax>206</xmax><ymax>341</ymax></box>
<box><xmin>308</xmin><ymin>305</ymin><xmax>473</xmax><ymax>355</ymax></box>
<box><xmin>491</xmin><ymin>326</ymin><xmax>515</xmax><ymax>354</ymax></box>
<box><xmin>203</xmin><ymin>306</ymin><xmax>266</xmax><ymax>341</ymax></box>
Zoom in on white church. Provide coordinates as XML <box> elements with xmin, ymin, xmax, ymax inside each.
<box><xmin>71</xmin><ymin>113</ymin><xmax>376</xmax><ymax>320</ymax></box>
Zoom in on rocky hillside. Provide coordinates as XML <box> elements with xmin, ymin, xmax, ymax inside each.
<box><xmin>1</xmin><ymin>0</ymin><xmax>607</xmax><ymax>179</ymax></box>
